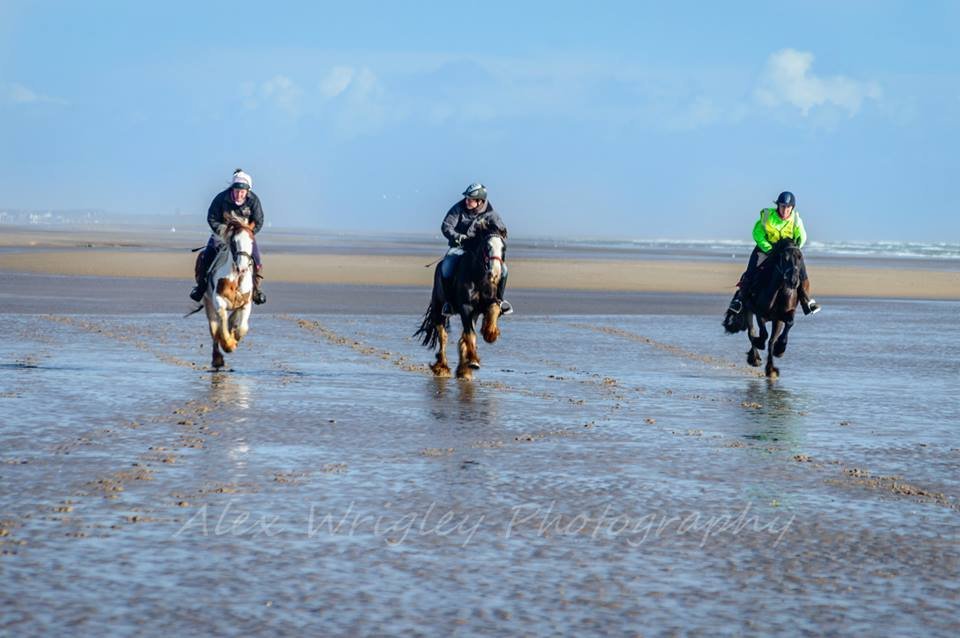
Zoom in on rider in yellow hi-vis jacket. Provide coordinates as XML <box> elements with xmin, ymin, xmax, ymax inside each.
<box><xmin>727</xmin><ymin>191</ymin><xmax>821</xmax><ymax>316</ymax></box>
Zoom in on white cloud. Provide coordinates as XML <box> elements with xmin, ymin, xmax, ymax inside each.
<box><xmin>260</xmin><ymin>75</ymin><xmax>302</xmax><ymax>112</ymax></box>
<box><xmin>240</xmin><ymin>75</ymin><xmax>303</xmax><ymax>113</ymax></box>
<box><xmin>755</xmin><ymin>49</ymin><xmax>881</xmax><ymax>116</ymax></box>
<box><xmin>319</xmin><ymin>66</ymin><xmax>354</xmax><ymax>99</ymax></box>
<box><xmin>2</xmin><ymin>83</ymin><xmax>66</xmax><ymax>105</ymax></box>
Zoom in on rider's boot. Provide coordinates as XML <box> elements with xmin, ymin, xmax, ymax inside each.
<box><xmin>798</xmin><ymin>289</ymin><xmax>820</xmax><ymax>315</ymax></box>
<box><xmin>252</xmin><ymin>270</ymin><xmax>266</xmax><ymax>305</ymax></box>
<box><xmin>189</xmin><ymin>251</ymin><xmax>206</xmax><ymax>302</ymax></box>
<box><xmin>496</xmin><ymin>276</ymin><xmax>513</xmax><ymax>316</ymax></box>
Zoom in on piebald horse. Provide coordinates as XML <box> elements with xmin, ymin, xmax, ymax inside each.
<box><xmin>203</xmin><ymin>217</ymin><xmax>256</xmax><ymax>369</ymax></box>
<box><xmin>415</xmin><ymin>225</ymin><xmax>506</xmax><ymax>380</ymax></box>
<box><xmin>723</xmin><ymin>238</ymin><xmax>806</xmax><ymax>379</ymax></box>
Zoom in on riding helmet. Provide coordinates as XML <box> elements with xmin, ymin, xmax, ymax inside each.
<box><xmin>462</xmin><ymin>182</ymin><xmax>487</xmax><ymax>200</ymax></box>
<box><xmin>775</xmin><ymin>191</ymin><xmax>795</xmax><ymax>207</ymax></box>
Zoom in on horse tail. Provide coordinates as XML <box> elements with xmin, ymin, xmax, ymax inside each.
<box><xmin>414</xmin><ymin>300</ymin><xmax>446</xmax><ymax>348</ymax></box>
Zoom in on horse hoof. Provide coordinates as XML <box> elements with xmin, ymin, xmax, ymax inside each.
<box><xmin>430</xmin><ymin>363</ymin><xmax>452</xmax><ymax>377</ymax></box>
<box><xmin>468</xmin><ymin>361</ymin><xmax>480</xmax><ymax>370</ymax></box>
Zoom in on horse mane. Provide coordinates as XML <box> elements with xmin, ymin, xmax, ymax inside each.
<box><xmin>224</xmin><ymin>218</ymin><xmax>253</xmax><ymax>237</ymax></box>
<box><xmin>753</xmin><ymin>238</ymin><xmax>802</xmax><ymax>317</ymax></box>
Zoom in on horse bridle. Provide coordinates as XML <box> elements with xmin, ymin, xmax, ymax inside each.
<box><xmin>228</xmin><ymin>226</ymin><xmax>255</xmax><ymax>272</ymax></box>
<box><xmin>482</xmin><ymin>235</ymin><xmax>506</xmax><ymax>269</ymax></box>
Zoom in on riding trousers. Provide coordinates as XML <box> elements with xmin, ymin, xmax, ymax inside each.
<box><xmin>441</xmin><ymin>246</ymin><xmax>509</xmax><ymax>284</ymax></box>
<box><xmin>201</xmin><ymin>234</ymin><xmax>262</xmax><ymax>271</ymax></box>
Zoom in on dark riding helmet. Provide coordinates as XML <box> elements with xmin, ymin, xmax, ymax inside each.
<box><xmin>462</xmin><ymin>182</ymin><xmax>487</xmax><ymax>200</ymax></box>
<box><xmin>775</xmin><ymin>191</ymin><xmax>795</xmax><ymax>207</ymax></box>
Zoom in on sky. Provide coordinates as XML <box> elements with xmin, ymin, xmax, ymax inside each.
<box><xmin>1</xmin><ymin>0</ymin><xmax>958</xmax><ymax>241</ymax></box>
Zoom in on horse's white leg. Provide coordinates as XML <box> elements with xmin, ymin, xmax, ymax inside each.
<box><xmin>217</xmin><ymin>305</ymin><xmax>238</xmax><ymax>353</ymax></box>
<box><xmin>234</xmin><ymin>304</ymin><xmax>252</xmax><ymax>342</ymax></box>
<box><xmin>430</xmin><ymin>323</ymin><xmax>452</xmax><ymax>377</ymax></box>
<box><xmin>203</xmin><ymin>299</ymin><xmax>223</xmax><ymax>368</ymax></box>
<box><xmin>211</xmin><ymin>340</ymin><xmax>225</xmax><ymax>369</ymax></box>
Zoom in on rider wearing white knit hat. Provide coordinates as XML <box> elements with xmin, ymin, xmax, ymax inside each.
<box><xmin>189</xmin><ymin>169</ymin><xmax>267</xmax><ymax>304</ymax></box>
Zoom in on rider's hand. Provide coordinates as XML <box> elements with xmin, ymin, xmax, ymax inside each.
<box><xmin>454</xmin><ymin>234</ymin><xmax>466</xmax><ymax>246</ymax></box>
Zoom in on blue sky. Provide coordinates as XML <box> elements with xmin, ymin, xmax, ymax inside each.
<box><xmin>1</xmin><ymin>0</ymin><xmax>958</xmax><ymax>241</ymax></box>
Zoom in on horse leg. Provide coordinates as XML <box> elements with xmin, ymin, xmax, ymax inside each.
<box><xmin>750</xmin><ymin>313</ymin><xmax>768</xmax><ymax>351</ymax></box>
<box><xmin>211</xmin><ymin>340</ymin><xmax>225</xmax><ymax>370</ymax></box>
<box><xmin>234</xmin><ymin>305</ymin><xmax>252</xmax><ymax>343</ymax></box>
<box><xmin>773</xmin><ymin>321</ymin><xmax>793</xmax><ymax>357</ymax></box>
<box><xmin>203</xmin><ymin>300</ymin><xmax>223</xmax><ymax>369</ymax></box>
<box><xmin>744</xmin><ymin>313</ymin><xmax>762</xmax><ymax>366</ymax></box>
<box><xmin>430</xmin><ymin>323</ymin><xmax>452</xmax><ymax>377</ymax></box>
<box><xmin>481</xmin><ymin>302</ymin><xmax>502</xmax><ymax>343</ymax></box>
<box><xmin>746</xmin><ymin>340</ymin><xmax>762</xmax><ymax>367</ymax></box>
<box><xmin>456</xmin><ymin>332</ymin><xmax>480</xmax><ymax>379</ymax></box>
<box><xmin>217</xmin><ymin>308</ymin><xmax>238</xmax><ymax>353</ymax></box>
<box><xmin>766</xmin><ymin>320</ymin><xmax>785</xmax><ymax>379</ymax></box>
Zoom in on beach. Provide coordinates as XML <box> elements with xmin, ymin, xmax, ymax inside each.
<box><xmin>0</xmin><ymin>227</ymin><xmax>958</xmax><ymax>301</ymax></box>
<box><xmin>2</xmin><ymin>227</ymin><xmax>959</xmax><ymax>636</ymax></box>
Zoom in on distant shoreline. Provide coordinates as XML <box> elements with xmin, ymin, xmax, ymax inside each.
<box><xmin>1</xmin><ymin>251</ymin><xmax>957</xmax><ymax>301</ymax></box>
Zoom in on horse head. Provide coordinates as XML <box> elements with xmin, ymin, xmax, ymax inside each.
<box><xmin>223</xmin><ymin>216</ymin><xmax>255</xmax><ymax>274</ymax></box>
<box><xmin>463</xmin><ymin>221</ymin><xmax>507</xmax><ymax>298</ymax></box>
<box><xmin>770</xmin><ymin>238</ymin><xmax>802</xmax><ymax>290</ymax></box>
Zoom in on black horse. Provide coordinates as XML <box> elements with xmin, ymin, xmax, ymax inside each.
<box><xmin>723</xmin><ymin>238</ymin><xmax>808</xmax><ymax>379</ymax></box>
<box><xmin>415</xmin><ymin>224</ymin><xmax>507</xmax><ymax>380</ymax></box>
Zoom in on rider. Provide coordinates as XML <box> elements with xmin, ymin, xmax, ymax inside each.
<box><xmin>439</xmin><ymin>182</ymin><xmax>513</xmax><ymax>316</ymax></box>
<box><xmin>727</xmin><ymin>191</ymin><xmax>821</xmax><ymax>316</ymax></box>
<box><xmin>189</xmin><ymin>169</ymin><xmax>266</xmax><ymax>304</ymax></box>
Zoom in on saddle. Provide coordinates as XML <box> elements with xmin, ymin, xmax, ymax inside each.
<box><xmin>194</xmin><ymin>240</ymin><xmax>231</xmax><ymax>286</ymax></box>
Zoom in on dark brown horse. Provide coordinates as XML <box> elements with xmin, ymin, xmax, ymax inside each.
<box><xmin>415</xmin><ymin>225</ymin><xmax>507</xmax><ymax>380</ymax></box>
<box><xmin>723</xmin><ymin>238</ymin><xmax>808</xmax><ymax>379</ymax></box>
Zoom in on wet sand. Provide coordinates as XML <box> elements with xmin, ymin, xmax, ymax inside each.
<box><xmin>2</xmin><ymin>305</ymin><xmax>958</xmax><ymax>636</ymax></box>
<box><xmin>2</xmin><ymin>228</ymin><xmax>959</xmax><ymax>635</ymax></box>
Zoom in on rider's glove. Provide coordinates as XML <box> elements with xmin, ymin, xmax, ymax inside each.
<box><xmin>454</xmin><ymin>234</ymin><xmax>466</xmax><ymax>246</ymax></box>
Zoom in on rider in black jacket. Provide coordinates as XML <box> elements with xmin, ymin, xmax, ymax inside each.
<box><xmin>189</xmin><ymin>169</ymin><xmax>266</xmax><ymax>304</ymax></box>
<box><xmin>438</xmin><ymin>182</ymin><xmax>512</xmax><ymax>316</ymax></box>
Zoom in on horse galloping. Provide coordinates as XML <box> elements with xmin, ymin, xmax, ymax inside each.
<box><xmin>722</xmin><ymin>238</ymin><xmax>808</xmax><ymax>379</ymax></box>
<box><xmin>202</xmin><ymin>216</ymin><xmax>256</xmax><ymax>370</ymax></box>
<box><xmin>415</xmin><ymin>224</ymin><xmax>506</xmax><ymax>380</ymax></box>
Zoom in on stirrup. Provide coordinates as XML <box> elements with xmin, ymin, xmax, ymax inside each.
<box><xmin>252</xmin><ymin>289</ymin><xmax>266</xmax><ymax>305</ymax></box>
<box><xmin>728</xmin><ymin>298</ymin><xmax>743</xmax><ymax>314</ymax></box>
<box><xmin>499</xmin><ymin>300</ymin><xmax>514</xmax><ymax>316</ymax></box>
<box><xmin>441</xmin><ymin>302</ymin><xmax>454</xmax><ymax>317</ymax></box>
